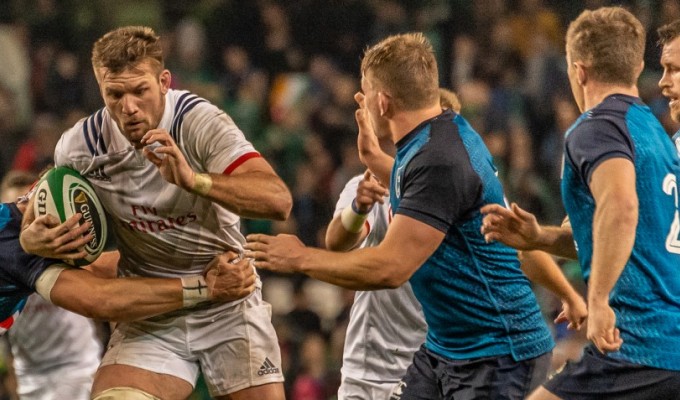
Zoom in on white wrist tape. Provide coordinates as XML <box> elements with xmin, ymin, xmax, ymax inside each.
<box><xmin>181</xmin><ymin>275</ymin><xmax>210</xmax><ymax>307</ymax></box>
<box><xmin>191</xmin><ymin>173</ymin><xmax>213</xmax><ymax>196</ymax></box>
<box><xmin>340</xmin><ymin>205</ymin><xmax>368</xmax><ymax>233</ymax></box>
<box><xmin>35</xmin><ymin>264</ymin><xmax>68</xmax><ymax>303</ymax></box>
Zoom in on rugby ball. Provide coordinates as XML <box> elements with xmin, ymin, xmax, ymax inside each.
<box><xmin>33</xmin><ymin>167</ymin><xmax>108</xmax><ymax>267</ymax></box>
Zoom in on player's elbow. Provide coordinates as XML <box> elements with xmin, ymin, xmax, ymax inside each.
<box><xmin>376</xmin><ymin>264</ymin><xmax>411</xmax><ymax>289</ymax></box>
<box><xmin>270</xmin><ymin>188</ymin><xmax>293</xmax><ymax>221</ymax></box>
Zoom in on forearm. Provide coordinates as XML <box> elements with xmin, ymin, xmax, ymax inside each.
<box><xmin>520</xmin><ymin>250</ymin><xmax>580</xmax><ymax>301</ymax></box>
<box><xmin>361</xmin><ymin>153</ymin><xmax>393</xmax><ymax>186</ymax></box>
<box><xmin>201</xmin><ymin>171</ymin><xmax>292</xmax><ymax>220</ymax></box>
<box><xmin>325</xmin><ymin>215</ymin><xmax>366</xmax><ymax>251</ymax></box>
<box><xmin>533</xmin><ymin>225</ymin><xmax>578</xmax><ymax>259</ymax></box>
<box><xmin>588</xmin><ymin>202</ymin><xmax>637</xmax><ymax>306</ymax></box>
<box><xmin>299</xmin><ymin>246</ymin><xmax>406</xmax><ymax>290</ymax></box>
<box><xmin>50</xmin><ymin>270</ymin><xmax>185</xmax><ymax>322</ymax></box>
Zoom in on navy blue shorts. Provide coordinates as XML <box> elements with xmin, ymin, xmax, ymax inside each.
<box><xmin>389</xmin><ymin>345</ymin><xmax>552</xmax><ymax>400</ymax></box>
<box><xmin>543</xmin><ymin>345</ymin><xmax>680</xmax><ymax>399</ymax></box>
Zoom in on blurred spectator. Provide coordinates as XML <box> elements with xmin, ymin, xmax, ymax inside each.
<box><xmin>11</xmin><ymin>112</ymin><xmax>62</xmax><ymax>175</ymax></box>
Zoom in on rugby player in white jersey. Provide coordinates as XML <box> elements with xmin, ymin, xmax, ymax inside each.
<box><xmin>20</xmin><ymin>26</ymin><xmax>292</xmax><ymax>400</ymax></box>
<box><xmin>329</xmin><ymin>171</ymin><xmax>426</xmax><ymax>400</ymax></box>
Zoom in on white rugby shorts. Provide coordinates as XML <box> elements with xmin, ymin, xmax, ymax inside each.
<box><xmin>101</xmin><ymin>289</ymin><xmax>284</xmax><ymax>396</ymax></box>
<box><xmin>338</xmin><ymin>375</ymin><xmax>401</xmax><ymax>400</ymax></box>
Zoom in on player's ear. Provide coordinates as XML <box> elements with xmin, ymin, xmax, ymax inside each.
<box><xmin>378</xmin><ymin>91</ymin><xmax>391</xmax><ymax>117</ymax></box>
<box><xmin>574</xmin><ymin>62</ymin><xmax>587</xmax><ymax>86</ymax></box>
<box><xmin>159</xmin><ymin>70</ymin><xmax>171</xmax><ymax>94</ymax></box>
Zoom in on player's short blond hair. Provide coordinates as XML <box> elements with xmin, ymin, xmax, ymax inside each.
<box><xmin>91</xmin><ymin>26</ymin><xmax>164</xmax><ymax>76</ymax></box>
<box><xmin>360</xmin><ymin>32</ymin><xmax>439</xmax><ymax>111</ymax></box>
<box><xmin>566</xmin><ymin>7</ymin><xmax>645</xmax><ymax>86</ymax></box>
<box><xmin>439</xmin><ymin>88</ymin><xmax>461</xmax><ymax>113</ymax></box>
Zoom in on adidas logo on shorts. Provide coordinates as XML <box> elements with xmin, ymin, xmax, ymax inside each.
<box><xmin>258</xmin><ymin>357</ymin><xmax>280</xmax><ymax>376</ymax></box>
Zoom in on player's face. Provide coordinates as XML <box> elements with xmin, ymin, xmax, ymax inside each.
<box><xmin>96</xmin><ymin>60</ymin><xmax>171</xmax><ymax>148</ymax></box>
<box><xmin>659</xmin><ymin>36</ymin><xmax>680</xmax><ymax>123</ymax></box>
<box><xmin>360</xmin><ymin>72</ymin><xmax>390</xmax><ymax>140</ymax></box>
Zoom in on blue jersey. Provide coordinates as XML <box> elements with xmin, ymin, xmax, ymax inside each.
<box><xmin>562</xmin><ymin>95</ymin><xmax>680</xmax><ymax>370</ymax></box>
<box><xmin>390</xmin><ymin>109</ymin><xmax>554</xmax><ymax>361</ymax></box>
<box><xmin>0</xmin><ymin>203</ymin><xmax>54</xmax><ymax>333</ymax></box>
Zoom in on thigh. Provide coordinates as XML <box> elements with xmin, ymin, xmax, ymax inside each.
<box><xmin>391</xmin><ymin>346</ymin><xmax>441</xmax><ymax>400</ymax></box>
<box><xmin>215</xmin><ymin>382</ymin><xmax>285</xmax><ymax>400</ymax></box>
<box><xmin>96</xmin><ymin>318</ymin><xmax>199</xmax><ymax>399</ymax></box>
<box><xmin>92</xmin><ymin>364</ymin><xmax>194</xmax><ymax>400</ymax></box>
<box><xmin>544</xmin><ymin>345</ymin><xmax>680</xmax><ymax>400</ymax></box>
<box><xmin>193</xmin><ymin>291</ymin><xmax>284</xmax><ymax>398</ymax></box>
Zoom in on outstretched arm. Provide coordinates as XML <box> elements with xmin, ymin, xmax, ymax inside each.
<box><xmin>519</xmin><ymin>250</ymin><xmax>586</xmax><ymax>330</ymax></box>
<box><xmin>142</xmin><ymin>129</ymin><xmax>292</xmax><ymax>221</ymax></box>
<box><xmin>480</xmin><ymin>202</ymin><xmax>577</xmax><ymax>259</ymax></box>
<box><xmin>246</xmin><ymin>214</ymin><xmax>444</xmax><ymax>290</ymax></box>
<box><xmin>39</xmin><ymin>252</ymin><xmax>256</xmax><ymax>322</ymax></box>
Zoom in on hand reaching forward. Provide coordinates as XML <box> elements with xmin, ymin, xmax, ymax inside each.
<box><xmin>554</xmin><ymin>294</ymin><xmax>588</xmax><ymax>331</ymax></box>
<box><xmin>142</xmin><ymin>128</ymin><xmax>195</xmax><ymax>191</ymax></box>
<box><xmin>204</xmin><ymin>251</ymin><xmax>257</xmax><ymax>302</ymax></box>
<box><xmin>20</xmin><ymin>213</ymin><xmax>92</xmax><ymax>261</ymax></box>
<box><xmin>480</xmin><ymin>202</ymin><xmax>543</xmax><ymax>250</ymax></box>
<box><xmin>244</xmin><ymin>234</ymin><xmax>307</xmax><ymax>274</ymax></box>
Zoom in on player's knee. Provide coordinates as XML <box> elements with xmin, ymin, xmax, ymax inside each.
<box><xmin>92</xmin><ymin>387</ymin><xmax>161</xmax><ymax>400</ymax></box>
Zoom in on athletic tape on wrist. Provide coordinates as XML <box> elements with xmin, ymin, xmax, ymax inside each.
<box><xmin>35</xmin><ymin>265</ymin><xmax>68</xmax><ymax>303</ymax></box>
<box><xmin>181</xmin><ymin>275</ymin><xmax>210</xmax><ymax>307</ymax></box>
<box><xmin>191</xmin><ymin>173</ymin><xmax>213</xmax><ymax>196</ymax></box>
<box><xmin>341</xmin><ymin>204</ymin><xmax>368</xmax><ymax>233</ymax></box>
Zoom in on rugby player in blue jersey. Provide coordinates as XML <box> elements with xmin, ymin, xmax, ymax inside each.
<box><xmin>247</xmin><ymin>32</ymin><xmax>562</xmax><ymax>400</ymax></box>
<box><xmin>482</xmin><ymin>7</ymin><xmax>680</xmax><ymax>399</ymax></box>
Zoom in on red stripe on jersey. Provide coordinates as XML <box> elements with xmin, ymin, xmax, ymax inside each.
<box><xmin>223</xmin><ymin>152</ymin><xmax>262</xmax><ymax>175</ymax></box>
<box><xmin>0</xmin><ymin>315</ymin><xmax>15</xmax><ymax>330</ymax></box>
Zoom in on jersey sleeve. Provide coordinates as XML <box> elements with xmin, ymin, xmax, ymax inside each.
<box><xmin>396</xmin><ymin>144</ymin><xmax>482</xmax><ymax>233</ymax></box>
<box><xmin>0</xmin><ymin>205</ymin><xmax>55</xmax><ymax>291</ymax></box>
<box><xmin>565</xmin><ymin>118</ymin><xmax>634</xmax><ymax>186</ymax></box>
<box><xmin>54</xmin><ymin>119</ymin><xmax>92</xmax><ymax>171</ymax></box>
<box><xmin>181</xmin><ymin>103</ymin><xmax>260</xmax><ymax>175</ymax></box>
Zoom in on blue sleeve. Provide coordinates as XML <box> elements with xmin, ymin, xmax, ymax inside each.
<box><xmin>565</xmin><ymin>118</ymin><xmax>634</xmax><ymax>187</ymax></box>
<box><xmin>396</xmin><ymin>137</ymin><xmax>482</xmax><ymax>232</ymax></box>
<box><xmin>0</xmin><ymin>205</ymin><xmax>54</xmax><ymax>291</ymax></box>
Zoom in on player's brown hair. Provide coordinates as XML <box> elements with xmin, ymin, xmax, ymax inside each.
<box><xmin>91</xmin><ymin>26</ymin><xmax>164</xmax><ymax>75</ymax></box>
<box><xmin>566</xmin><ymin>7</ymin><xmax>645</xmax><ymax>86</ymax></box>
<box><xmin>658</xmin><ymin>19</ymin><xmax>680</xmax><ymax>47</ymax></box>
<box><xmin>360</xmin><ymin>32</ymin><xmax>439</xmax><ymax>111</ymax></box>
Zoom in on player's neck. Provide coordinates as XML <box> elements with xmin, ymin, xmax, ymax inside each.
<box><xmin>390</xmin><ymin>104</ymin><xmax>443</xmax><ymax>143</ymax></box>
<box><xmin>583</xmin><ymin>81</ymin><xmax>639</xmax><ymax>111</ymax></box>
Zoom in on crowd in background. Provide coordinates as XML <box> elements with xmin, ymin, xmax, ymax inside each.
<box><xmin>0</xmin><ymin>0</ymin><xmax>679</xmax><ymax>399</ymax></box>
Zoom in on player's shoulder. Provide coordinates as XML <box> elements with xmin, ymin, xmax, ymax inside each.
<box><xmin>166</xmin><ymin>89</ymin><xmax>221</xmax><ymax>119</ymax></box>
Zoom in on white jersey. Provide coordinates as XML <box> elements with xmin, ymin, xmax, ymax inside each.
<box><xmin>54</xmin><ymin>89</ymin><xmax>258</xmax><ymax>279</ymax></box>
<box><xmin>336</xmin><ymin>175</ymin><xmax>427</xmax><ymax>382</ymax></box>
<box><xmin>9</xmin><ymin>294</ymin><xmax>102</xmax><ymax>399</ymax></box>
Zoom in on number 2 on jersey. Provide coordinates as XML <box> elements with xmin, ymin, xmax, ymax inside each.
<box><xmin>663</xmin><ymin>173</ymin><xmax>680</xmax><ymax>254</ymax></box>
